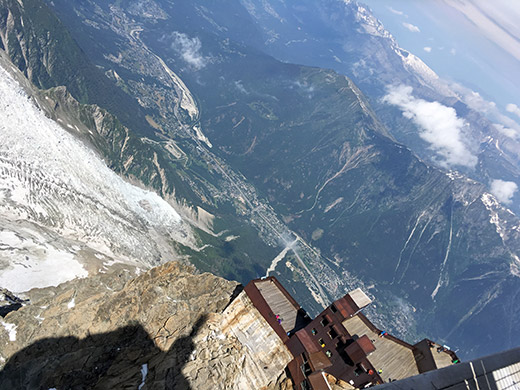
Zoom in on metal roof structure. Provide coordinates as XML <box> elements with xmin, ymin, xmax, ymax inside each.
<box><xmin>372</xmin><ymin>347</ymin><xmax>520</xmax><ymax>390</ymax></box>
<box><xmin>244</xmin><ymin>276</ymin><xmax>460</xmax><ymax>390</ymax></box>
<box><xmin>348</xmin><ymin>288</ymin><xmax>372</xmax><ymax>310</ymax></box>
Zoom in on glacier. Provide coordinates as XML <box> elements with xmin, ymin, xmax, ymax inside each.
<box><xmin>0</xmin><ymin>63</ymin><xmax>194</xmax><ymax>292</ymax></box>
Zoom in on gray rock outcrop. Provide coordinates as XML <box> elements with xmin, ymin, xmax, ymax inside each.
<box><xmin>0</xmin><ymin>262</ymin><xmax>292</xmax><ymax>389</ymax></box>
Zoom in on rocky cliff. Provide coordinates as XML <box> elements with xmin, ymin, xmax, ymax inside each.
<box><xmin>0</xmin><ymin>262</ymin><xmax>293</xmax><ymax>389</ymax></box>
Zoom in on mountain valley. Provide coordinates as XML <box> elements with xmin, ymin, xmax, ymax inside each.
<box><xmin>0</xmin><ymin>0</ymin><xmax>519</xmax><ymax>371</ymax></box>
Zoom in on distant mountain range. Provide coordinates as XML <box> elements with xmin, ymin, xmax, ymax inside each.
<box><xmin>0</xmin><ymin>0</ymin><xmax>518</xmax><ymax>360</ymax></box>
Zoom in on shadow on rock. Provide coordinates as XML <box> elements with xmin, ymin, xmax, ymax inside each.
<box><xmin>0</xmin><ymin>314</ymin><xmax>208</xmax><ymax>390</ymax></box>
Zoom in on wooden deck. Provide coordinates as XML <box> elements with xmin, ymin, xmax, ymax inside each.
<box><xmin>342</xmin><ymin>316</ymin><xmax>419</xmax><ymax>382</ymax></box>
<box><xmin>255</xmin><ymin>280</ymin><xmax>299</xmax><ymax>333</ymax></box>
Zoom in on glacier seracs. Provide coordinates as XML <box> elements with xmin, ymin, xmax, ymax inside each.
<box><xmin>0</xmin><ymin>63</ymin><xmax>194</xmax><ymax>292</ymax></box>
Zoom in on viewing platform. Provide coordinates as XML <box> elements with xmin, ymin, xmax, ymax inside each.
<box><xmin>243</xmin><ymin>276</ymin><xmax>459</xmax><ymax>390</ymax></box>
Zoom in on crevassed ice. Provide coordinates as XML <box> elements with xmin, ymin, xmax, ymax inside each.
<box><xmin>0</xmin><ymin>65</ymin><xmax>181</xmax><ymax>227</ymax></box>
<box><xmin>0</xmin><ymin>63</ymin><xmax>191</xmax><ymax>288</ymax></box>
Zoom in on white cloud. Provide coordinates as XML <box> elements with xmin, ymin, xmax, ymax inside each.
<box><xmin>234</xmin><ymin>80</ymin><xmax>248</xmax><ymax>94</ymax></box>
<box><xmin>450</xmin><ymin>48</ymin><xmax>457</xmax><ymax>55</ymax></box>
<box><xmin>383</xmin><ymin>85</ymin><xmax>478</xmax><ymax>169</ymax></box>
<box><xmin>402</xmin><ymin>22</ymin><xmax>420</xmax><ymax>33</ymax></box>
<box><xmin>444</xmin><ymin>0</ymin><xmax>520</xmax><ymax>62</ymax></box>
<box><xmin>462</xmin><ymin>89</ymin><xmax>497</xmax><ymax>111</ymax></box>
<box><xmin>490</xmin><ymin>179</ymin><xmax>518</xmax><ymax>205</ymax></box>
<box><xmin>506</xmin><ymin>103</ymin><xmax>520</xmax><ymax>118</ymax></box>
<box><xmin>450</xmin><ymin>83</ymin><xmax>520</xmax><ymax>139</ymax></box>
<box><xmin>387</xmin><ymin>6</ymin><xmax>404</xmax><ymax>16</ymax></box>
<box><xmin>170</xmin><ymin>32</ymin><xmax>207</xmax><ymax>70</ymax></box>
<box><xmin>423</xmin><ymin>46</ymin><xmax>432</xmax><ymax>53</ymax></box>
<box><xmin>494</xmin><ymin>124</ymin><xmax>519</xmax><ymax>139</ymax></box>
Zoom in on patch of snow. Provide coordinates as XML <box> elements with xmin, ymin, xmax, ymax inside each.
<box><xmin>511</xmin><ymin>256</ymin><xmax>520</xmax><ymax>278</ymax></box>
<box><xmin>393</xmin><ymin>211</ymin><xmax>426</xmax><ymax>283</ymax></box>
<box><xmin>0</xmin><ymin>246</ymin><xmax>88</xmax><ymax>292</ymax></box>
<box><xmin>354</xmin><ymin>4</ymin><xmax>392</xmax><ymax>39</ymax></box>
<box><xmin>262</xmin><ymin>1</ymin><xmax>283</xmax><ymax>22</ymax></box>
<box><xmin>67</xmin><ymin>297</ymin><xmax>75</xmax><ymax>309</ymax></box>
<box><xmin>285</xmin><ymin>39</ymin><xmax>308</xmax><ymax>46</ymax></box>
<box><xmin>1</xmin><ymin>320</ymin><xmax>17</xmax><ymax>341</ymax></box>
<box><xmin>481</xmin><ymin>193</ymin><xmax>508</xmax><ymax>241</ymax></box>
<box><xmin>394</xmin><ymin>48</ymin><xmax>455</xmax><ymax>97</ymax></box>
<box><xmin>481</xmin><ymin>196</ymin><xmax>520</xmax><ymax>278</ymax></box>
<box><xmin>446</xmin><ymin>170</ymin><xmax>464</xmax><ymax>181</ymax></box>
<box><xmin>102</xmin><ymin>259</ymin><xmax>120</xmax><ymax>268</ymax></box>
<box><xmin>0</xmin><ymin>231</ymin><xmax>22</xmax><ymax>247</ymax></box>
<box><xmin>189</xmin><ymin>349</ymin><xmax>197</xmax><ymax>361</ymax></box>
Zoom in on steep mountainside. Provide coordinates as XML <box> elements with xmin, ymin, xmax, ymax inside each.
<box><xmin>0</xmin><ymin>0</ymin><xmax>154</xmax><ymax>133</ymax></box>
<box><xmin>0</xmin><ymin>0</ymin><xmax>284</xmax><ymax>288</ymax></box>
<box><xmin>66</xmin><ymin>0</ymin><xmax>520</xmax><ymax>357</ymax></box>
<box><xmin>0</xmin><ymin>0</ymin><xmax>518</xmax><ymax>361</ymax></box>
<box><xmin>151</xmin><ymin>30</ymin><xmax>520</xmax><ymax>357</ymax></box>
<box><xmin>232</xmin><ymin>0</ymin><xmax>520</xmax><ymax>214</ymax></box>
<box><xmin>144</xmin><ymin>0</ymin><xmax>520</xmax><ymax>214</ymax></box>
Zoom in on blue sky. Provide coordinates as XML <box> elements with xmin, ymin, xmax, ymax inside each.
<box><xmin>360</xmin><ymin>0</ymin><xmax>520</xmax><ymax>123</ymax></box>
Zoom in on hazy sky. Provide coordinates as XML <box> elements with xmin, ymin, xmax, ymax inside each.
<box><xmin>360</xmin><ymin>0</ymin><xmax>520</xmax><ymax>122</ymax></box>
<box><xmin>444</xmin><ymin>0</ymin><xmax>520</xmax><ymax>61</ymax></box>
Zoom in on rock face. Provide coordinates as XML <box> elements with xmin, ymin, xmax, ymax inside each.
<box><xmin>0</xmin><ymin>262</ymin><xmax>291</xmax><ymax>389</ymax></box>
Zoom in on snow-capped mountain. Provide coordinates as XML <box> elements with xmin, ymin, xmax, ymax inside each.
<box><xmin>234</xmin><ymin>0</ymin><xmax>520</xmax><ymax>214</ymax></box>
<box><xmin>0</xmin><ymin>62</ymin><xmax>195</xmax><ymax>292</ymax></box>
